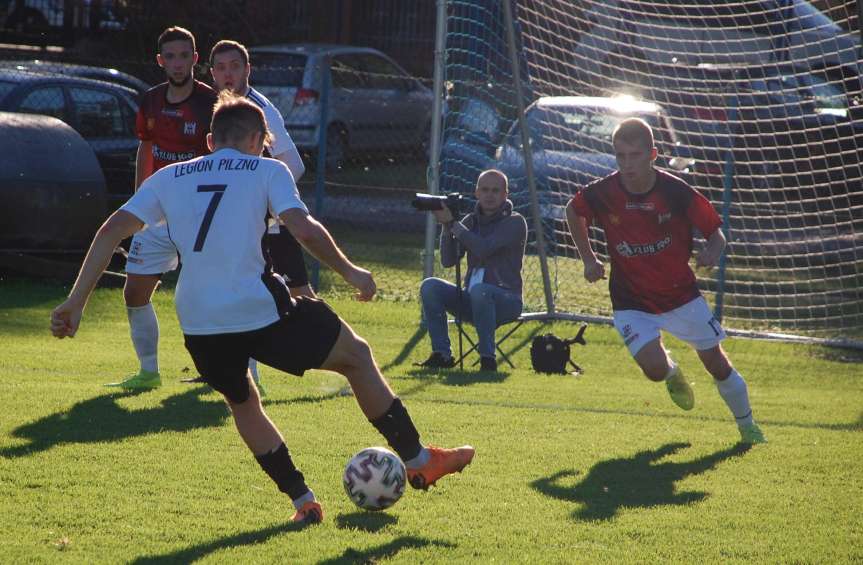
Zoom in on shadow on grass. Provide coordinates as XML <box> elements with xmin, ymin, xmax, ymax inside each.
<box><xmin>531</xmin><ymin>442</ymin><xmax>751</xmax><ymax>521</ymax></box>
<box><xmin>0</xmin><ymin>388</ymin><xmax>228</xmax><ymax>458</ymax></box>
<box><xmin>406</xmin><ymin>367</ymin><xmax>510</xmax><ymax>386</ymax></box>
<box><xmin>129</xmin><ymin>522</ymin><xmax>305</xmax><ymax>564</ymax></box>
<box><xmin>318</xmin><ymin>536</ymin><xmax>456</xmax><ymax>565</ymax></box>
<box><xmin>335</xmin><ymin>511</ymin><xmax>398</xmax><ymax>532</ymax></box>
<box><xmin>381</xmin><ymin>327</ymin><xmax>427</xmax><ymax>372</ymax></box>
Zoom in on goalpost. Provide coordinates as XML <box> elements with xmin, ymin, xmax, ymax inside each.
<box><xmin>430</xmin><ymin>0</ymin><xmax>863</xmax><ymax>348</ymax></box>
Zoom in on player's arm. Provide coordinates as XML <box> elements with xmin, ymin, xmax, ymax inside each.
<box><xmin>266</xmin><ymin>105</ymin><xmax>306</xmax><ymax>181</ymax></box>
<box><xmin>696</xmin><ymin>228</ymin><xmax>726</xmax><ymax>268</ymax></box>
<box><xmin>279</xmin><ymin>208</ymin><xmax>375</xmax><ymax>301</ymax></box>
<box><xmin>273</xmin><ymin>146</ymin><xmax>305</xmax><ymax>182</ymax></box>
<box><xmin>51</xmin><ymin>211</ymin><xmax>145</xmax><ymax>338</ymax></box>
<box><xmin>565</xmin><ymin>200</ymin><xmax>605</xmax><ymax>283</ymax></box>
<box><xmin>134</xmin><ymin>141</ymin><xmax>154</xmax><ymax>190</ymax></box>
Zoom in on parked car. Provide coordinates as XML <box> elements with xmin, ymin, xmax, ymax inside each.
<box><xmin>3</xmin><ymin>0</ymin><xmax>126</xmax><ymax>33</ymax></box>
<box><xmin>0</xmin><ymin>59</ymin><xmax>150</xmax><ymax>94</ymax></box>
<box><xmin>0</xmin><ymin>69</ymin><xmax>138</xmax><ymax>205</ymax></box>
<box><xmin>248</xmin><ymin>43</ymin><xmax>434</xmax><ymax>169</ymax></box>
<box><xmin>440</xmin><ymin>97</ymin><xmax>505</xmax><ymax>195</ymax></box>
<box><xmin>570</xmin><ymin>0</ymin><xmax>860</xmax><ymax>75</ymax></box>
<box><xmin>604</xmin><ymin>61</ymin><xmax>863</xmax><ymax>200</ymax></box>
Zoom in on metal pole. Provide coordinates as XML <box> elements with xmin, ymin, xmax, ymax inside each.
<box><xmin>714</xmin><ymin>97</ymin><xmax>737</xmax><ymax>322</ymax></box>
<box><xmin>423</xmin><ymin>0</ymin><xmax>448</xmax><ymax>279</ymax></box>
<box><xmin>311</xmin><ymin>64</ymin><xmax>332</xmax><ymax>291</ymax></box>
<box><xmin>502</xmin><ymin>0</ymin><xmax>555</xmax><ymax>314</ymax></box>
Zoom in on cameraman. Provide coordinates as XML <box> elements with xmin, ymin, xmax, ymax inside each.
<box><xmin>417</xmin><ymin>169</ymin><xmax>527</xmax><ymax>371</ymax></box>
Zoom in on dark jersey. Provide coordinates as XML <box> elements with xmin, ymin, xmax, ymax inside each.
<box><xmin>135</xmin><ymin>80</ymin><xmax>218</xmax><ymax>173</ymax></box>
<box><xmin>570</xmin><ymin>169</ymin><xmax>722</xmax><ymax>314</ymax></box>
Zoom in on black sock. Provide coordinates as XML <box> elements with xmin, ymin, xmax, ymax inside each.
<box><xmin>254</xmin><ymin>443</ymin><xmax>309</xmax><ymax>500</ymax></box>
<box><xmin>369</xmin><ymin>397</ymin><xmax>422</xmax><ymax>462</ymax></box>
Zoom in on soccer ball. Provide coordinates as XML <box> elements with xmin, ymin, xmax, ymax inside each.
<box><xmin>342</xmin><ymin>447</ymin><xmax>406</xmax><ymax>511</ymax></box>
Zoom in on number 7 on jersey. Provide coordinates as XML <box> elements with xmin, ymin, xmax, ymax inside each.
<box><xmin>194</xmin><ymin>184</ymin><xmax>227</xmax><ymax>252</ymax></box>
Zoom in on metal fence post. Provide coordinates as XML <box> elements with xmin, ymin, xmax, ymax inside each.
<box><xmin>310</xmin><ymin>63</ymin><xmax>332</xmax><ymax>291</ymax></box>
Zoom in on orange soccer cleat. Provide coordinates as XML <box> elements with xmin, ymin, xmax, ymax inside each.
<box><xmin>407</xmin><ymin>445</ymin><xmax>475</xmax><ymax>490</ymax></box>
<box><xmin>291</xmin><ymin>500</ymin><xmax>323</xmax><ymax>525</ymax></box>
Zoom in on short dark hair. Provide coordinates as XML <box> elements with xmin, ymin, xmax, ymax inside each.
<box><xmin>209</xmin><ymin>40</ymin><xmax>249</xmax><ymax>67</ymax></box>
<box><xmin>158</xmin><ymin>26</ymin><xmax>196</xmax><ymax>53</ymax></box>
<box><xmin>211</xmin><ymin>91</ymin><xmax>272</xmax><ymax>146</ymax></box>
<box><xmin>612</xmin><ymin>118</ymin><xmax>654</xmax><ymax>150</ymax></box>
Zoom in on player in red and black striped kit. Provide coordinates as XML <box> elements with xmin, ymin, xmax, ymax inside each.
<box><xmin>107</xmin><ymin>26</ymin><xmax>218</xmax><ymax>389</ymax></box>
<box><xmin>566</xmin><ymin>118</ymin><xmax>766</xmax><ymax>444</ymax></box>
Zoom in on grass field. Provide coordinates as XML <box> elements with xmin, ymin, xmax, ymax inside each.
<box><xmin>1</xmin><ymin>281</ymin><xmax>862</xmax><ymax>563</ymax></box>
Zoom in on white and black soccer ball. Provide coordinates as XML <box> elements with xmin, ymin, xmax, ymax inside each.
<box><xmin>342</xmin><ymin>447</ymin><xmax>406</xmax><ymax>511</ymax></box>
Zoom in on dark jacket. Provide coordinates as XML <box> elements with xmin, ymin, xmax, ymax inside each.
<box><xmin>440</xmin><ymin>199</ymin><xmax>527</xmax><ymax>296</ymax></box>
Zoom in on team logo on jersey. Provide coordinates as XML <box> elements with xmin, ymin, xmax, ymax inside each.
<box><xmin>146</xmin><ymin>118</ymin><xmax>155</xmax><ymax>131</ymax></box>
<box><xmin>626</xmin><ymin>202</ymin><xmax>655</xmax><ymax>211</ymax></box>
<box><xmin>657</xmin><ymin>212</ymin><xmax>672</xmax><ymax>224</ymax></box>
<box><xmin>609</xmin><ymin>214</ymin><xmax>620</xmax><ymax>225</ymax></box>
<box><xmin>183</xmin><ymin>121</ymin><xmax>197</xmax><ymax>135</ymax></box>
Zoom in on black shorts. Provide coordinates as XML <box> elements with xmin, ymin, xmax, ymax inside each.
<box><xmin>266</xmin><ymin>225</ymin><xmax>309</xmax><ymax>288</ymax></box>
<box><xmin>183</xmin><ymin>297</ymin><xmax>342</xmax><ymax>404</ymax></box>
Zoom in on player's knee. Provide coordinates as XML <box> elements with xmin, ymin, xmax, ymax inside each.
<box><xmin>700</xmin><ymin>348</ymin><xmax>732</xmax><ymax>380</ymax></box>
<box><xmin>641</xmin><ymin>364</ymin><xmax>667</xmax><ymax>382</ymax></box>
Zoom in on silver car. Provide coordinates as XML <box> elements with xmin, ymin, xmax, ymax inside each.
<box><xmin>248</xmin><ymin>43</ymin><xmax>433</xmax><ymax>169</ymax></box>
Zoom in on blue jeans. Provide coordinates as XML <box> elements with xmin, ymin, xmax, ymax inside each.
<box><xmin>420</xmin><ymin>277</ymin><xmax>523</xmax><ymax>358</ymax></box>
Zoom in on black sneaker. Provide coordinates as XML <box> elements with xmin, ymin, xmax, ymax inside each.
<box><xmin>480</xmin><ymin>357</ymin><xmax>497</xmax><ymax>371</ymax></box>
<box><xmin>415</xmin><ymin>352</ymin><xmax>456</xmax><ymax>369</ymax></box>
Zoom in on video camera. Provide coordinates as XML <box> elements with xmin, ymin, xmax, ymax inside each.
<box><xmin>411</xmin><ymin>193</ymin><xmax>465</xmax><ymax>213</ymax></box>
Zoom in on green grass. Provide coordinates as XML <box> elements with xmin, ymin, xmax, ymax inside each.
<box><xmin>1</xmin><ymin>281</ymin><xmax>862</xmax><ymax>563</ymax></box>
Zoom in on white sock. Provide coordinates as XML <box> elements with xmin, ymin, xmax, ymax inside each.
<box><xmin>127</xmin><ymin>304</ymin><xmax>159</xmax><ymax>373</ymax></box>
<box><xmin>405</xmin><ymin>447</ymin><xmax>430</xmax><ymax>470</ymax></box>
<box><xmin>715</xmin><ymin>369</ymin><xmax>753</xmax><ymax>427</ymax></box>
<box><xmin>292</xmin><ymin>489</ymin><xmax>316</xmax><ymax>511</ymax></box>
<box><xmin>248</xmin><ymin>359</ymin><xmax>260</xmax><ymax>383</ymax></box>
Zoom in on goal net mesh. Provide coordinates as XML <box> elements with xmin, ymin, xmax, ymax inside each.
<box><xmin>439</xmin><ymin>0</ymin><xmax>863</xmax><ymax>342</ymax></box>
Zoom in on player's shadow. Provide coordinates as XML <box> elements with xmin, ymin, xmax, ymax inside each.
<box><xmin>318</xmin><ymin>536</ymin><xmax>456</xmax><ymax>565</ymax></box>
<box><xmin>128</xmin><ymin>522</ymin><xmax>303</xmax><ymax>564</ymax></box>
<box><xmin>531</xmin><ymin>442</ymin><xmax>751</xmax><ymax>522</ymax></box>
<box><xmin>335</xmin><ymin>511</ymin><xmax>398</xmax><ymax>533</ymax></box>
<box><xmin>381</xmin><ymin>327</ymin><xmax>427</xmax><ymax>372</ymax></box>
<box><xmin>0</xmin><ymin>388</ymin><xmax>228</xmax><ymax>458</ymax></box>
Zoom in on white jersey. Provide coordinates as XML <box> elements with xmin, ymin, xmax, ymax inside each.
<box><xmin>121</xmin><ymin>147</ymin><xmax>308</xmax><ymax>335</ymax></box>
<box><xmin>246</xmin><ymin>87</ymin><xmax>305</xmax><ymax>181</ymax></box>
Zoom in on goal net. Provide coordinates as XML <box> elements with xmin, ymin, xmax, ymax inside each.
<box><xmin>438</xmin><ymin>0</ymin><xmax>863</xmax><ymax>345</ymax></box>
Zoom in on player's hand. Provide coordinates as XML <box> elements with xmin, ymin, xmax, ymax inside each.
<box><xmin>432</xmin><ymin>205</ymin><xmax>454</xmax><ymax>225</ymax></box>
<box><xmin>347</xmin><ymin>267</ymin><xmax>376</xmax><ymax>302</ymax></box>
<box><xmin>583</xmin><ymin>258</ymin><xmax>606</xmax><ymax>283</ymax></box>
<box><xmin>696</xmin><ymin>247</ymin><xmax>721</xmax><ymax>268</ymax></box>
<box><xmin>51</xmin><ymin>300</ymin><xmax>83</xmax><ymax>339</ymax></box>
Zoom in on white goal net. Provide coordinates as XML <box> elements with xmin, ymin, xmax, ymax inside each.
<box><xmin>438</xmin><ymin>0</ymin><xmax>863</xmax><ymax>344</ymax></box>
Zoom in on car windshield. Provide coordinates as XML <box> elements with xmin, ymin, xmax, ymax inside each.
<box><xmin>250</xmin><ymin>53</ymin><xmax>307</xmax><ymax>87</ymax></box>
<box><xmin>0</xmin><ymin>80</ymin><xmax>15</xmax><ymax>102</ymax></box>
<box><xmin>509</xmin><ymin>105</ymin><xmax>668</xmax><ymax>153</ymax></box>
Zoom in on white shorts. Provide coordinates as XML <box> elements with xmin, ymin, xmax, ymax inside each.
<box><xmin>125</xmin><ymin>222</ymin><xmax>179</xmax><ymax>276</ymax></box>
<box><xmin>613</xmin><ymin>296</ymin><xmax>726</xmax><ymax>356</ymax></box>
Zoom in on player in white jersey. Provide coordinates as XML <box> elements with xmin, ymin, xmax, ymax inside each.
<box><xmin>51</xmin><ymin>93</ymin><xmax>475</xmax><ymax>525</ymax></box>
<box><xmin>207</xmin><ymin>39</ymin><xmax>313</xmax><ymax>394</ymax></box>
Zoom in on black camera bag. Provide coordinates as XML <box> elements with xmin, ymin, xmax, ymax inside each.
<box><xmin>530</xmin><ymin>325</ymin><xmax>587</xmax><ymax>374</ymax></box>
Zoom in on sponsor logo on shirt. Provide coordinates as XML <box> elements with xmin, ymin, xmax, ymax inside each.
<box><xmin>616</xmin><ymin>235</ymin><xmax>672</xmax><ymax>257</ymax></box>
<box><xmin>658</xmin><ymin>212</ymin><xmax>671</xmax><ymax>224</ymax></box>
<box><xmin>152</xmin><ymin>144</ymin><xmax>195</xmax><ymax>163</ymax></box>
<box><xmin>161</xmin><ymin>108</ymin><xmax>183</xmax><ymax>118</ymax></box>
<box><xmin>183</xmin><ymin>121</ymin><xmax>197</xmax><ymax>136</ymax></box>
<box><xmin>626</xmin><ymin>201</ymin><xmax>655</xmax><ymax>211</ymax></box>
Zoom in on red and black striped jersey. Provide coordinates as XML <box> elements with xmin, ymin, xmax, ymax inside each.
<box><xmin>570</xmin><ymin>169</ymin><xmax>722</xmax><ymax>314</ymax></box>
<box><xmin>136</xmin><ymin>80</ymin><xmax>218</xmax><ymax>173</ymax></box>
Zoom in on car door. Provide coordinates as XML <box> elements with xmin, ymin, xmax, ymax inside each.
<box><xmin>67</xmin><ymin>85</ymin><xmax>137</xmax><ymax>205</ymax></box>
<box><xmin>356</xmin><ymin>53</ymin><xmax>427</xmax><ymax>149</ymax></box>
<box><xmin>328</xmin><ymin>53</ymin><xmax>375</xmax><ymax>150</ymax></box>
